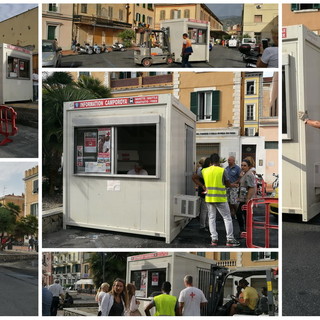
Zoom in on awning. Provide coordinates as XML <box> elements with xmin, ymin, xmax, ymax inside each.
<box><xmin>75</xmin><ymin>279</ymin><xmax>94</xmax><ymax>285</ymax></box>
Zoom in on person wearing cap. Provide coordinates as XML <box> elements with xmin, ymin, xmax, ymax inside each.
<box><xmin>229</xmin><ymin>278</ymin><xmax>259</xmax><ymax>315</ymax></box>
<box><xmin>145</xmin><ymin>281</ymin><xmax>180</xmax><ymax>316</ymax></box>
<box><xmin>298</xmin><ymin>111</ymin><xmax>320</xmax><ymax>129</ymax></box>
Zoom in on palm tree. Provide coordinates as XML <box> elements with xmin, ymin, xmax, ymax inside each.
<box><xmin>43</xmin><ymin>72</ymin><xmax>112</xmax><ymax>196</ymax></box>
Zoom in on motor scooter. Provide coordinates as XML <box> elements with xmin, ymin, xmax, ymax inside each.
<box><xmin>76</xmin><ymin>43</ymin><xmax>93</xmax><ymax>54</ymax></box>
<box><xmin>112</xmin><ymin>42</ymin><xmax>125</xmax><ymax>52</ymax></box>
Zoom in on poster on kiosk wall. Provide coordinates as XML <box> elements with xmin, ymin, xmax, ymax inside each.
<box><xmin>98</xmin><ymin>128</ymin><xmax>111</xmax><ymax>173</ymax></box>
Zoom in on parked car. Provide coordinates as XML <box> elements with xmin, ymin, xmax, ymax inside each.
<box><xmin>42</xmin><ymin>40</ymin><xmax>62</xmax><ymax>67</ymax></box>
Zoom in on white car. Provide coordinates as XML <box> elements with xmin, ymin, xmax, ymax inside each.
<box><xmin>42</xmin><ymin>40</ymin><xmax>62</xmax><ymax>67</ymax></box>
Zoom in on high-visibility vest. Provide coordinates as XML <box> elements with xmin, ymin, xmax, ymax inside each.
<box><xmin>154</xmin><ymin>294</ymin><xmax>177</xmax><ymax>316</ymax></box>
<box><xmin>202</xmin><ymin>166</ymin><xmax>227</xmax><ymax>203</ymax></box>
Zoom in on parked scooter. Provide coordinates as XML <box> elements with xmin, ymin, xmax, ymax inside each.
<box><xmin>112</xmin><ymin>42</ymin><xmax>125</xmax><ymax>52</ymax></box>
<box><xmin>101</xmin><ymin>43</ymin><xmax>108</xmax><ymax>53</ymax></box>
<box><xmin>255</xmin><ymin>173</ymin><xmax>267</xmax><ymax>197</ymax></box>
<box><xmin>93</xmin><ymin>43</ymin><xmax>101</xmax><ymax>54</ymax></box>
<box><xmin>76</xmin><ymin>43</ymin><xmax>93</xmax><ymax>54</ymax></box>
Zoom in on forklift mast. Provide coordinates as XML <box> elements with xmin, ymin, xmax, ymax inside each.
<box><xmin>207</xmin><ymin>265</ymin><xmax>229</xmax><ymax>316</ymax></box>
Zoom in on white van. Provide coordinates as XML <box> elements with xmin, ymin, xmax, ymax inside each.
<box><xmin>241</xmin><ymin>38</ymin><xmax>257</xmax><ymax>49</ymax></box>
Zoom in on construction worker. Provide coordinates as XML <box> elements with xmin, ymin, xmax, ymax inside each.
<box><xmin>193</xmin><ymin>153</ymin><xmax>240</xmax><ymax>247</ymax></box>
<box><xmin>145</xmin><ymin>281</ymin><xmax>180</xmax><ymax>316</ymax></box>
<box><xmin>298</xmin><ymin>111</ymin><xmax>320</xmax><ymax>128</ymax></box>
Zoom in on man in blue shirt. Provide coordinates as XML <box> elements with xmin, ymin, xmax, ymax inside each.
<box><xmin>225</xmin><ymin>156</ymin><xmax>241</xmax><ymax>218</ymax></box>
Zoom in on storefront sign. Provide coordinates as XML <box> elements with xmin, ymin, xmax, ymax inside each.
<box><xmin>74</xmin><ymin>96</ymin><xmax>159</xmax><ymax>109</ymax></box>
<box><xmin>130</xmin><ymin>252</ymin><xmax>169</xmax><ymax>261</ymax></box>
<box><xmin>4</xmin><ymin>44</ymin><xmax>32</xmax><ymax>55</ymax></box>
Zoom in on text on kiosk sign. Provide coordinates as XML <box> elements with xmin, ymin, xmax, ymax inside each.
<box><xmin>74</xmin><ymin>96</ymin><xmax>159</xmax><ymax>109</ymax></box>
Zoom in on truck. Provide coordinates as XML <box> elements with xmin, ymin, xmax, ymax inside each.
<box><xmin>282</xmin><ymin>24</ymin><xmax>320</xmax><ymax>221</ymax></box>
<box><xmin>63</xmin><ymin>94</ymin><xmax>198</xmax><ymax>243</ymax></box>
<box><xmin>0</xmin><ymin>43</ymin><xmax>33</xmax><ymax>104</ymax></box>
<box><xmin>126</xmin><ymin>252</ymin><xmax>278</xmax><ymax>316</ymax></box>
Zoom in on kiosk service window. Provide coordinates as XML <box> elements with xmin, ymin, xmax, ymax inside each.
<box><xmin>74</xmin><ymin>124</ymin><xmax>157</xmax><ymax>176</ymax></box>
<box><xmin>131</xmin><ymin>268</ymin><xmax>166</xmax><ymax>298</ymax></box>
<box><xmin>189</xmin><ymin>27</ymin><xmax>207</xmax><ymax>44</ymax></box>
<box><xmin>7</xmin><ymin>56</ymin><xmax>30</xmax><ymax>79</ymax></box>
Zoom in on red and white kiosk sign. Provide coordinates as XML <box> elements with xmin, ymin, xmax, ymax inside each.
<box><xmin>130</xmin><ymin>252</ymin><xmax>169</xmax><ymax>261</ymax></box>
<box><xmin>282</xmin><ymin>28</ymin><xmax>287</xmax><ymax>39</ymax></box>
<box><xmin>74</xmin><ymin>96</ymin><xmax>159</xmax><ymax>109</ymax></box>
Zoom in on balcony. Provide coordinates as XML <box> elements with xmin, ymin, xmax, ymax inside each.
<box><xmin>111</xmin><ymin>74</ymin><xmax>173</xmax><ymax>90</ymax></box>
<box><xmin>73</xmin><ymin>15</ymin><xmax>131</xmax><ymax>29</ymax></box>
<box><xmin>216</xmin><ymin>260</ymin><xmax>237</xmax><ymax>267</ymax></box>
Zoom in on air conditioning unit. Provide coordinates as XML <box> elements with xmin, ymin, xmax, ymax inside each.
<box><xmin>173</xmin><ymin>195</ymin><xmax>200</xmax><ymax>219</ymax></box>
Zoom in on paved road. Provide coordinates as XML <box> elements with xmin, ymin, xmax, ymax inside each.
<box><xmin>59</xmin><ymin>46</ymin><xmax>246</xmax><ymax>69</ymax></box>
<box><xmin>0</xmin><ymin>124</ymin><xmax>38</xmax><ymax>158</ymax></box>
<box><xmin>0</xmin><ymin>263</ymin><xmax>38</xmax><ymax>316</ymax></box>
<box><xmin>283</xmin><ymin>213</ymin><xmax>320</xmax><ymax>316</ymax></box>
<box><xmin>43</xmin><ymin>204</ymin><xmax>277</xmax><ymax>249</ymax></box>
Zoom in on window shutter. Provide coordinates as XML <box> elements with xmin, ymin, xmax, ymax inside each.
<box><xmin>271</xmin><ymin>252</ymin><xmax>278</xmax><ymax>260</ymax></box>
<box><xmin>291</xmin><ymin>4</ymin><xmax>299</xmax><ymax>11</ymax></box>
<box><xmin>251</xmin><ymin>252</ymin><xmax>259</xmax><ymax>261</ymax></box>
<box><xmin>190</xmin><ymin>92</ymin><xmax>198</xmax><ymax>118</ymax></box>
<box><xmin>211</xmin><ymin>90</ymin><xmax>220</xmax><ymax>121</ymax></box>
<box><xmin>149</xmin><ymin>72</ymin><xmax>156</xmax><ymax>76</ymax></box>
<box><xmin>313</xmin><ymin>4</ymin><xmax>320</xmax><ymax>9</ymax></box>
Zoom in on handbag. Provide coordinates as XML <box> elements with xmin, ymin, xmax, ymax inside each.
<box><xmin>130</xmin><ymin>309</ymin><xmax>142</xmax><ymax>316</ymax></box>
<box><xmin>185</xmin><ymin>46</ymin><xmax>193</xmax><ymax>54</ymax></box>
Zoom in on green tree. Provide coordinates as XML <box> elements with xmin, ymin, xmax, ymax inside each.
<box><xmin>87</xmin><ymin>252</ymin><xmax>140</xmax><ymax>288</ymax></box>
<box><xmin>43</xmin><ymin>72</ymin><xmax>112</xmax><ymax>196</ymax></box>
<box><xmin>14</xmin><ymin>215</ymin><xmax>38</xmax><ymax>239</ymax></box>
<box><xmin>0</xmin><ymin>207</ymin><xmax>16</xmax><ymax>250</ymax></box>
<box><xmin>75</xmin><ymin>75</ymin><xmax>111</xmax><ymax>98</ymax></box>
<box><xmin>117</xmin><ymin>29</ymin><xmax>135</xmax><ymax>48</ymax></box>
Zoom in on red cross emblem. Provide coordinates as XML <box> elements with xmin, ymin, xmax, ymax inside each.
<box><xmin>190</xmin><ymin>292</ymin><xmax>196</xmax><ymax>299</ymax></box>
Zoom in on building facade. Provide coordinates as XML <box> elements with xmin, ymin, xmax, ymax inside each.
<box><xmin>23</xmin><ymin>166</ymin><xmax>38</xmax><ymax>217</ymax></box>
<box><xmin>0</xmin><ymin>194</ymin><xmax>25</xmax><ymax>217</ymax></box>
<box><xmin>73</xmin><ymin>4</ymin><xmax>131</xmax><ymax>46</ymax></box>
<box><xmin>42</xmin><ymin>3</ymin><xmax>73</xmax><ymax>50</ymax></box>
<box><xmin>242</xmin><ymin>4</ymin><xmax>278</xmax><ymax>42</ymax></box>
<box><xmin>283</xmin><ymin>4</ymin><xmax>320</xmax><ymax>34</ymax></box>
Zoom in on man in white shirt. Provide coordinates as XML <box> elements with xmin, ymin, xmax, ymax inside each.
<box><xmin>178</xmin><ymin>275</ymin><xmax>207</xmax><ymax>316</ymax></box>
<box><xmin>48</xmin><ymin>279</ymin><xmax>64</xmax><ymax>316</ymax></box>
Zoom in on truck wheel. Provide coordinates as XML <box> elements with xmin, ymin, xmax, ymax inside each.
<box><xmin>142</xmin><ymin>58</ymin><xmax>152</xmax><ymax>67</ymax></box>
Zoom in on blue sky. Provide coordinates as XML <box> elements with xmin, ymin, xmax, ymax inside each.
<box><xmin>0</xmin><ymin>162</ymin><xmax>38</xmax><ymax>196</ymax></box>
<box><xmin>0</xmin><ymin>4</ymin><xmax>37</xmax><ymax>22</ymax></box>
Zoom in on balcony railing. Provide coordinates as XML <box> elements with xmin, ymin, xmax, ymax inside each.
<box><xmin>216</xmin><ymin>260</ymin><xmax>237</xmax><ymax>267</ymax></box>
<box><xmin>111</xmin><ymin>74</ymin><xmax>173</xmax><ymax>89</ymax></box>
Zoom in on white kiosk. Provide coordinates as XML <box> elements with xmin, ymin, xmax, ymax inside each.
<box><xmin>161</xmin><ymin>19</ymin><xmax>210</xmax><ymax>63</ymax></box>
<box><xmin>126</xmin><ymin>252</ymin><xmax>214</xmax><ymax>313</ymax></box>
<box><xmin>63</xmin><ymin>94</ymin><xmax>198</xmax><ymax>243</ymax></box>
<box><xmin>0</xmin><ymin>43</ymin><xmax>33</xmax><ymax>104</ymax></box>
<box><xmin>282</xmin><ymin>25</ymin><xmax>320</xmax><ymax>221</ymax></box>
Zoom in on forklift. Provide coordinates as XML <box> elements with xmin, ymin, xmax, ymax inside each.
<box><xmin>207</xmin><ymin>265</ymin><xmax>278</xmax><ymax>316</ymax></box>
<box><xmin>134</xmin><ymin>26</ymin><xmax>175</xmax><ymax>67</ymax></box>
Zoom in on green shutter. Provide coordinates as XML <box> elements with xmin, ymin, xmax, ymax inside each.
<box><xmin>251</xmin><ymin>252</ymin><xmax>259</xmax><ymax>261</ymax></box>
<box><xmin>291</xmin><ymin>4</ymin><xmax>299</xmax><ymax>11</ymax></box>
<box><xmin>211</xmin><ymin>90</ymin><xmax>220</xmax><ymax>121</ymax></box>
<box><xmin>190</xmin><ymin>92</ymin><xmax>198</xmax><ymax>118</ymax></box>
<box><xmin>119</xmin><ymin>72</ymin><xmax>124</xmax><ymax>79</ymax></box>
<box><xmin>150</xmin><ymin>72</ymin><xmax>156</xmax><ymax>76</ymax></box>
<box><xmin>313</xmin><ymin>4</ymin><xmax>320</xmax><ymax>9</ymax></box>
<box><xmin>271</xmin><ymin>252</ymin><xmax>278</xmax><ymax>260</ymax></box>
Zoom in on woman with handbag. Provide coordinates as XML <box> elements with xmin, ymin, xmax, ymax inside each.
<box><xmin>126</xmin><ymin>283</ymin><xmax>141</xmax><ymax>316</ymax></box>
<box><xmin>181</xmin><ymin>33</ymin><xmax>193</xmax><ymax>68</ymax></box>
<box><xmin>96</xmin><ymin>283</ymin><xmax>110</xmax><ymax>316</ymax></box>
<box><xmin>101</xmin><ymin>278</ymin><xmax>128</xmax><ymax>316</ymax></box>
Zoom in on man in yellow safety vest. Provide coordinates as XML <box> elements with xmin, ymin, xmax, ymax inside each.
<box><xmin>193</xmin><ymin>153</ymin><xmax>240</xmax><ymax>247</ymax></box>
<box><xmin>145</xmin><ymin>281</ymin><xmax>180</xmax><ymax>316</ymax></box>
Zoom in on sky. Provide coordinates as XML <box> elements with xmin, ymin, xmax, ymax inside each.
<box><xmin>206</xmin><ymin>4</ymin><xmax>243</xmax><ymax>18</ymax></box>
<box><xmin>0</xmin><ymin>162</ymin><xmax>38</xmax><ymax>196</ymax></box>
<box><xmin>0</xmin><ymin>4</ymin><xmax>38</xmax><ymax>22</ymax></box>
